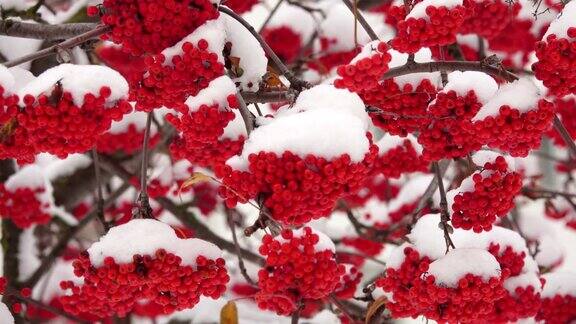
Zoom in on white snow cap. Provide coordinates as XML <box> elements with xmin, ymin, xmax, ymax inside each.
<box><xmin>0</xmin><ymin>65</ymin><xmax>15</xmax><ymax>93</ymax></box>
<box><xmin>388</xmin><ymin>174</ymin><xmax>434</xmax><ymax>213</ymax></box>
<box><xmin>226</xmin><ymin>98</ymin><xmax>371</xmax><ymax>170</ymax></box>
<box><xmin>45</xmin><ymin>154</ymin><xmax>92</xmax><ymax>181</ymax></box>
<box><xmin>442</xmin><ymin>71</ymin><xmax>498</xmax><ymax>104</ymax></box>
<box><xmin>266</xmin><ymin>2</ymin><xmax>317</xmax><ymax>44</ymax></box>
<box><xmin>504</xmin><ymin>272</ymin><xmax>542</xmax><ymax>295</ymax></box>
<box><xmin>184</xmin><ymin>76</ymin><xmax>237</xmax><ymax>113</ymax></box>
<box><xmin>5</xmin><ymin>164</ymin><xmax>46</xmax><ymax>190</ymax></box>
<box><xmin>277</xmin><ymin>227</ymin><xmax>336</xmax><ymax>253</ymax></box>
<box><xmin>358</xmin><ymin>198</ymin><xmax>391</xmax><ymax>227</ymax></box>
<box><xmin>17</xmin><ymin>64</ymin><xmax>129</xmax><ymax>107</ymax></box>
<box><xmin>109</xmin><ymin>110</ymin><xmax>158</xmax><ymax>135</ymax></box>
<box><xmin>280</xmin><ymin>84</ymin><xmax>371</xmax><ymax>127</ymax></box>
<box><xmin>472</xmin><ymin>150</ymin><xmax>516</xmax><ymax>170</ymax></box>
<box><xmin>87</xmin><ymin>219</ymin><xmax>222</xmax><ymax>267</ymax></box>
<box><xmin>224</xmin><ymin>15</ymin><xmax>268</xmax><ymax>92</ymax></box>
<box><xmin>544</xmin><ymin>0</ymin><xmax>576</xmax><ymax>39</ymax></box>
<box><xmin>473</xmin><ymin>78</ymin><xmax>542</xmax><ymax>121</ymax></box>
<box><xmin>426</xmin><ymin>248</ymin><xmax>501</xmax><ymax>288</ymax></box>
<box><xmin>376</xmin><ymin>134</ymin><xmax>423</xmax><ymax>156</ymax></box>
<box><xmin>162</xmin><ymin>17</ymin><xmax>227</xmax><ymax>66</ymax></box>
<box><xmin>407</xmin><ymin>0</ymin><xmax>464</xmax><ymax>20</ymax></box>
<box><xmin>541</xmin><ymin>272</ymin><xmax>576</xmax><ymax>298</ymax></box>
<box><xmin>221</xmin><ymin>109</ymin><xmax>248</xmax><ymax>141</ymax></box>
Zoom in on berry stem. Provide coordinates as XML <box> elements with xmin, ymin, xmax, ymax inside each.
<box><xmin>218</xmin><ymin>6</ymin><xmax>311</xmax><ymax>91</ymax></box>
<box><xmin>341</xmin><ymin>0</ymin><xmax>380</xmax><ymax>41</ymax></box>
<box><xmin>410</xmin><ymin>159</ymin><xmax>451</xmax><ymax>222</ymax></box>
<box><xmin>235</xmin><ymin>92</ymin><xmax>255</xmax><ymax>134</ymax></box>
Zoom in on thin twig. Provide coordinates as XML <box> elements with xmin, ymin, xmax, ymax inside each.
<box><xmin>553</xmin><ymin>115</ymin><xmax>576</xmax><ymax>158</ymax></box>
<box><xmin>137</xmin><ymin>112</ymin><xmax>153</xmax><ymax>219</ymax></box>
<box><xmin>341</xmin><ymin>0</ymin><xmax>379</xmax><ymax>41</ymax></box>
<box><xmin>258</xmin><ymin>0</ymin><xmax>284</xmax><ymax>33</ymax></box>
<box><xmin>411</xmin><ymin>160</ymin><xmax>452</xmax><ymax>220</ymax></box>
<box><xmin>382</xmin><ymin>60</ymin><xmax>519</xmax><ymax>82</ymax></box>
<box><xmin>91</xmin><ymin>148</ymin><xmax>109</xmax><ymax>232</ymax></box>
<box><xmin>218</xmin><ymin>6</ymin><xmax>310</xmax><ymax>91</ymax></box>
<box><xmin>226</xmin><ymin>209</ymin><xmax>256</xmax><ymax>285</ymax></box>
<box><xmin>4</xmin><ymin>25</ymin><xmax>110</xmax><ymax>68</ymax></box>
<box><xmin>236</xmin><ymin>92</ymin><xmax>255</xmax><ymax>134</ymax></box>
<box><xmin>434</xmin><ymin>161</ymin><xmax>456</xmax><ymax>254</ymax></box>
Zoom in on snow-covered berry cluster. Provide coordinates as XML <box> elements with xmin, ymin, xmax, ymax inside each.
<box><xmin>17</xmin><ymin>64</ymin><xmax>131</xmax><ymax>158</ymax></box>
<box><xmin>537</xmin><ymin>272</ymin><xmax>576</xmax><ymax>323</ymax></box>
<box><xmin>334</xmin><ymin>41</ymin><xmax>391</xmax><ymax>93</ymax></box>
<box><xmin>533</xmin><ymin>2</ymin><xmax>576</xmax><ymax>97</ymax></box>
<box><xmin>391</xmin><ymin>0</ymin><xmax>471</xmax><ymax>53</ymax></box>
<box><xmin>60</xmin><ymin>220</ymin><xmax>229</xmax><ymax>318</ymax></box>
<box><xmin>89</xmin><ymin>0</ymin><xmax>219</xmax><ymax>55</ymax></box>
<box><xmin>97</xmin><ymin>111</ymin><xmax>160</xmax><ymax>155</ymax></box>
<box><xmin>216</xmin><ymin>86</ymin><xmax>377</xmax><ymax>225</ymax></box>
<box><xmin>373</xmin><ymin>134</ymin><xmax>428</xmax><ymax>178</ymax></box>
<box><xmin>459</xmin><ymin>0</ymin><xmax>521</xmax><ymax>39</ymax></box>
<box><xmin>95</xmin><ymin>44</ymin><xmax>146</xmax><ymax>86</ymax></box>
<box><xmin>468</xmin><ymin>79</ymin><xmax>555</xmax><ymax>157</ymax></box>
<box><xmin>0</xmin><ymin>166</ymin><xmax>53</xmax><ymax>228</ymax></box>
<box><xmin>167</xmin><ymin>76</ymin><xmax>247</xmax><ymax>168</ymax></box>
<box><xmin>255</xmin><ymin>228</ymin><xmax>344</xmax><ymax>315</ymax></box>
<box><xmin>449</xmin><ymin>153</ymin><xmax>522</xmax><ymax>232</ymax></box>
<box><xmin>132</xmin><ymin>22</ymin><xmax>226</xmax><ymax>111</ymax></box>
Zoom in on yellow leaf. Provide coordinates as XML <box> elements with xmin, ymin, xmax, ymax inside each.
<box><xmin>365</xmin><ymin>296</ymin><xmax>387</xmax><ymax>324</ymax></box>
<box><xmin>177</xmin><ymin>172</ymin><xmax>212</xmax><ymax>199</ymax></box>
<box><xmin>220</xmin><ymin>301</ymin><xmax>238</xmax><ymax>324</ymax></box>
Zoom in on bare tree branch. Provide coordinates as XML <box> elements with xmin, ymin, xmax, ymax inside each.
<box><xmin>0</xmin><ymin>20</ymin><xmax>97</xmax><ymax>40</ymax></box>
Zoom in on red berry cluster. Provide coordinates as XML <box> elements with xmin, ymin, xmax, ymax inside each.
<box><xmin>97</xmin><ymin>124</ymin><xmax>160</xmax><ymax>155</ymax></box>
<box><xmin>391</xmin><ymin>4</ymin><xmax>471</xmax><ymax>53</ymax></box>
<box><xmin>470</xmin><ymin>99</ymin><xmax>555</xmax><ymax>157</ymax></box>
<box><xmin>224</xmin><ymin>0</ymin><xmax>259</xmax><ymax>14</ymax></box>
<box><xmin>364</xmin><ymin>79</ymin><xmax>437</xmax><ymax>136</ymax></box>
<box><xmin>90</xmin><ymin>0</ymin><xmax>219</xmax><ymax>55</ymax></box>
<box><xmin>0</xmin><ymin>185</ymin><xmax>51</xmax><ymax>229</ymax></box>
<box><xmin>334</xmin><ymin>42</ymin><xmax>391</xmax><ymax>93</ymax></box>
<box><xmin>18</xmin><ymin>87</ymin><xmax>131</xmax><ymax>158</ymax></box>
<box><xmin>170</xmin><ymin>135</ymin><xmax>246</xmax><ymax>168</ymax></box>
<box><xmin>459</xmin><ymin>0</ymin><xmax>521</xmax><ymax>39</ymax></box>
<box><xmin>255</xmin><ymin>228</ymin><xmax>344</xmax><ymax>315</ymax></box>
<box><xmin>60</xmin><ymin>250</ymin><xmax>229</xmax><ymax>318</ymax></box>
<box><xmin>533</xmin><ymin>32</ymin><xmax>576</xmax><ymax>97</ymax></box>
<box><xmin>451</xmin><ymin>156</ymin><xmax>522</xmax><ymax>232</ymax></box>
<box><xmin>262</xmin><ymin>26</ymin><xmax>303</xmax><ymax>63</ymax></box>
<box><xmin>341</xmin><ymin>237</ymin><xmax>384</xmax><ymax>257</ymax></box>
<box><xmin>419</xmin><ymin>90</ymin><xmax>483</xmax><ymax>161</ymax></box>
<box><xmin>95</xmin><ymin>44</ymin><xmax>146</xmax><ymax>86</ymax></box>
<box><xmin>0</xmin><ymin>84</ymin><xmax>34</xmax><ymax>163</ymax></box>
<box><xmin>489</xmin><ymin>284</ymin><xmax>542</xmax><ymax>323</ymax></box>
<box><xmin>488</xmin><ymin>243</ymin><xmax>526</xmax><ymax>277</ymax></box>
<box><xmin>216</xmin><ymin>145</ymin><xmax>379</xmax><ymax>225</ymax></box>
<box><xmin>132</xmin><ymin>40</ymin><xmax>225</xmax><ymax>111</ymax></box>
<box><xmin>487</xmin><ymin>18</ymin><xmax>539</xmax><ymax>68</ymax></box>
<box><xmin>537</xmin><ymin>294</ymin><xmax>576</xmax><ymax>324</ymax></box>
<box><xmin>373</xmin><ymin>137</ymin><xmax>428</xmax><ymax>178</ymax></box>
<box><xmin>333</xmin><ymin>265</ymin><xmax>362</xmax><ymax>299</ymax></box>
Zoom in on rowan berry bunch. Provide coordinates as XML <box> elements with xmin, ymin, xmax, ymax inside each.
<box><xmin>537</xmin><ymin>273</ymin><xmax>576</xmax><ymax>324</ymax></box>
<box><xmin>95</xmin><ymin>44</ymin><xmax>146</xmax><ymax>86</ymax></box>
<box><xmin>0</xmin><ymin>69</ymin><xmax>34</xmax><ymax>163</ymax></box>
<box><xmin>255</xmin><ymin>228</ymin><xmax>345</xmax><ymax>315</ymax></box>
<box><xmin>60</xmin><ymin>220</ymin><xmax>229</xmax><ymax>319</ymax></box>
<box><xmin>391</xmin><ymin>1</ymin><xmax>472</xmax><ymax>53</ymax></box>
<box><xmin>0</xmin><ymin>185</ymin><xmax>50</xmax><ymax>229</ymax></box>
<box><xmin>364</xmin><ymin>78</ymin><xmax>438</xmax><ymax>136</ymax></box>
<box><xmin>333</xmin><ymin>264</ymin><xmax>362</xmax><ymax>299</ymax></box>
<box><xmin>334</xmin><ymin>41</ymin><xmax>392</xmax><ymax>93</ymax></box>
<box><xmin>373</xmin><ymin>135</ymin><xmax>428</xmax><ymax>178</ymax></box>
<box><xmin>132</xmin><ymin>38</ymin><xmax>225</xmax><ymax>111</ymax></box>
<box><xmin>459</xmin><ymin>0</ymin><xmax>521</xmax><ymax>39</ymax></box>
<box><xmin>449</xmin><ymin>155</ymin><xmax>522</xmax><ymax>232</ymax></box>
<box><xmin>97</xmin><ymin>111</ymin><xmax>161</xmax><ymax>155</ymax></box>
<box><xmin>533</xmin><ymin>2</ymin><xmax>576</xmax><ymax>97</ymax></box>
<box><xmin>467</xmin><ymin>79</ymin><xmax>555</xmax><ymax>157</ymax></box>
<box><xmin>89</xmin><ymin>0</ymin><xmax>219</xmax><ymax>55</ymax></box>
